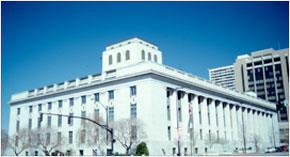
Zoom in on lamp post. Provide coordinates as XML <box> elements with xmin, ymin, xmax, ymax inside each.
<box><xmin>175</xmin><ymin>87</ymin><xmax>183</xmax><ymax>156</ymax></box>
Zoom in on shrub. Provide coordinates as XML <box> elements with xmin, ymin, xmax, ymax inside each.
<box><xmin>136</xmin><ymin>142</ymin><xmax>149</xmax><ymax>156</ymax></box>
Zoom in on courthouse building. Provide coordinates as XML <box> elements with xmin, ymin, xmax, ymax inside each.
<box><xmin>9</xmin><ymin>37</ymin><xmax>279</xmax><ymax>155</ymax></box>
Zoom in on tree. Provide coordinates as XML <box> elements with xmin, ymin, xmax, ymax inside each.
<box><xmin>30</xmin><ymin>127</ymin><xmax>66</xmax><ymax>156</ymax></box>
<box><xmin>136</xmin><ymin>142</ymin><xmax>149</xmax><ymax>155</ymax></box>
<box><xmin>76</xmin><ymin>114</ymin><xmax>107</xmax><ymax>153</ymax></box>
<box><xmin>1</xmin><ymin>129</ymin><xmax>9</xmax><ymax>155</ymax></box>
<box><xmin>251</xmin><ymin>134</ymin><xmax>262</xmax><ymax>153</ymax></box>
<box><xmin>7</xmin><ymin>129</ymin><xmax>32</xmax><ymax>156</ymax></box>
<box><xmin>113</xmin><ymin>118</ymin><xmax>147</xmax><ymax>154</ymax></box>
<box><xmin>204</xmin><ymin>133</ymin><xmax>223</xmax><ymax>151</ymax></box>
<box><xmin>189</xmin><ymin>128</ymin><xmax>199</xmax><ymax>155</ymax></box>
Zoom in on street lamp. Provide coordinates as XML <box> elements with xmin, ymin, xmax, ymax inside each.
<box><xmin>175</xmin><ymin>87</ymin><xmax>183</xmax><ymax>156</ymax></box>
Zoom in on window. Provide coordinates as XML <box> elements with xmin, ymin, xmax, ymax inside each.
<box><xmin>94</xmin><ymin>109</ymin><xmax>99</xmax><ymax>121</ymax></box>
<box><xmin>94</xmin><ymin>93</ymin><xmax>99</xmax><ymax>102</ymax></box>
<box><xmin>184</xmin><ymin>147</ymin><xmax>188</xmax><ymax>155</ymax></box>
<box><xmin>48</xmin><ymin>102</ymin><xmax>52</xmax><ymax>110</ymax></box>
<box><xmin>215</xmin><ymin>102</ymin><xmax>219</xmax><ymax>126</ymax></box>
<box><xmin>126</xmin><ymin>50</ymin><xmax>130</xmax><ymax>60</ymax></box>
<box><xmin>81</xmin><ymin>111</ymin><xmax>86</xmax><ymax>125</ymax></box>
<box><xmin>178</xmin><ymin>108</ymin><xmax>182</xmax><ymax>122</ymax></box>
<box><xmin>69</xmin><ymin>113</ymin><xmax>74</xmax><ymax>126</ymax></box>
<box><xmin>109</xmin><ymin>107</ymin><xmax>114</xmax><ymax>122</ymax></box>
<box><xmin>48</xmin><ymin>116</ymin><xmax>51</xmax><ymax>127</ymax></box>
<box><xmin>38</xmin><ymin>104</ymin><xmax>42</xmax><ymax>112</ymax></box>
<box><xmin>17</xmin><ymin>108</ymin><xmax>20</xmax><ymax>115</ymax></box>
<box><xmin>38</xmin><ymin>117</ymin><xmax>41</xmax><ymax>128</ymax></box>
<box><xmin>131</xmin><ymin>126</ymin><xmax>137</xmax><ymax>141</ymax></box>
<box><xmin>142</xmin><ymin>50</ymin><xmax>145</xmax><ymax>60</ymax></box>
<box><xmin>15</xmin><ymin>136</ymin><xmax>19</xmax><ymax>147</ymax></box>
<box><xmin>57</xmin><ymin>132</ymin><xmax>61</xmax><ymax>143</ymax></box>
<box><xmin>207</xmin><ymin>100</ymin><xmax>210</xmax><ymax>126</ymax></box>
<box><xmin>154</xmin><ymin>54</ymin><xmax>158</xmax><ymax>62</ymax></box>
<box><xmin>217</xmin><ymin>130</ymin><xmax>219</xmax><ymax>139</ymax></box>
<box><xmin>109</xmin><ymin>55</ymin><xmax>113</xmax><ymax>65</ymax></box>
<box><xmin>69</xmin><ymin>131</ymin><xmax>73</xmax><ymax>144</ymax></box>
<box><xmin>58</xmin><ymin>115</ymin><xmax>62</xmax><ymax>127</ymax></box>
<box><xmin>58</xmin><ymin>100</ymin><xmax>62</xmax><ymax>108</ymax></box>
<box><xmin>109</xmin><ymin>90</ymin><xmax>114</xmax><ymax>100</ymax></box>
<box><xmin>148</xmin><ymin>53</ymin><xmax>152</xmax><ymax>61</ymax></box>
<box><xmin>130</xmin><ymin>86</ymin><xmax>136</xmax><ymax>96</ymax></box>
<box><xmin>81</xmin><ymin>95</ymin><xmax>86</xmax><ymax>104</ymax></box>
<box><xmin>168</xmin><ymin>126</ymin><xmax>171</xmax><ymax>140</ymax></box>
<box><xmin>81</xmin><ymin>130</ymin><xmax>86</xmax><ymax>144</ymax></box>
<box><xmin>69</xmin><ymin>98</ymin><xmax>74</xmax><ymax>107</ymax></box>
<box><xmin>117</xmin><ymin>53</ymin><xmax>121</xmax><ymax>63</ymax></box>
<box><xmin>200</xmin><ymin>129</ymin><xmax>203</xmax><ymax>140</ymax></box>
<box><xmin>29</xmin><ymin>105</ymin><xmax>33</xmax><ymax>113</ymax></box>
<box><xmin>172</xmin><ymin>147</ymin><xmax>176</xmax><ymax>155</ymax></box>
<box><xmin>199</xmin><ymin>103</ymin><xmax>202</xmax><ymax>125</ymax></box>
<box><xmin>131</xmin><ymin>104</ymin><xmax>137</xmax><ymax>119</ymax></box>
<box><xmin>16</xmin><ymin>120</ymin><xmax>20</xmax><ymax>132</ymax></box>
<box><xmin>29</xmin><ymin>118</ymin><xmax>32</xmax><ymax>130</ymax></box>
<box><xmin>46</xmin><ymin>133</ymin><xmax>50</xmax><ymax>145</ymax></box>
<box><xmin>167</xmin><ymin>105</ymin><xmax>171</xmax><ymax>121</ymax></box>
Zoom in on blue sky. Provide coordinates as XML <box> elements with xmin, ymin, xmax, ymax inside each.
<box><xmin>1</xmin><ymin>1</ymin><xmax>289</xmax><ymax>132</ymax></box>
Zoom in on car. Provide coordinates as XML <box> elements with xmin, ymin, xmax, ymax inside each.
<box><xmin>280</xmin><ymin>145</ymin><xmax>289</xmax><ymax>152</ymax></box>
<box><xmin>275</xmin><ymin>147</ymin><xmax>283</xmax><ymax>152</ymax></box>
<box><xmin>264</xmin><ymin>147</ymin><xmax>275</xmax><ymax>153</ymax></box>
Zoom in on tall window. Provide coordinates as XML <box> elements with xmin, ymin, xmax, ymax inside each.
<box><xmin>46</xmin><ymin>133</ymin><xmax>51</xmax><ymax>145</ymax></box>
<box><xmin>28</xmin><ymin>118</ymin><xmax>32</xmax><ymax>130</ymax></box>
<box><xmin>58</xmin><ymin>115</ymin><xmax>62</xmax><ymax>127</ymax></box>
<box><xmin>230</xmin><ymin>105</ymin><xmax>233</xmax><ymax>128</ymax></box>
<box><xmin>15</xmin><ymin>136</ymin><xmax>19</xmax><ymax>147</ymax></box>
<box><xmin>48</xmin><ymin>102</ymin><xmax>52</xmax><ymax>110</ymax></box>
<box><xmin>126</xmin><ymin>50</ymin><xmax>130</xmax><ymax>60</ymax></box>
<box><xmin>109</xmin><ymin>90</ymin><xmax>114</xmax><ymax>100</ymax></box>
<box><xmin>47</xmin><ymin>116</ymin><xmax>51</xmax><ymax>127</ymax></box>
<box><xmin>81</xmin><ymin>130</ymin><xmax>86</xmax><ymax>144</ymax></box>
<box><xmin>81</xmin><ymin>95</ymin><xmax>86</xmax><ymax>104</ymax></box>
<box><xmin>69</xmin><ymin>113</ymin><xmax>74</xmax><ymax>126</ymax></box>
<box><xmin>168</xmin><ymin>126</ymin><xmax>171</xmax><ymax>141</ymax></box>
<box><xmin>148</xmin><ymin>53</ymin><xmax>152</xmax><ymax>61</ymax></box>
<box><xmin>142</xmin><ymin>50</ymin><xmax>145</xmax><ymax>60</ymax></box>
<box><xmin>131</xmin><ymin>104</ymin><xmax>137</xmax><ymax>119</ymax></box>
<box><xmin>17</xmin><ymin>108</ymin><xmax>21</xmax><ymax>115</ymax></box>
<box><xmin>94</xmin><ymin>93</ymin><xmax>99</xmax><ymax>102</ymax></box>
<box><xmin>131</xmin><ymin>126</ymin><xmax>137</xmax><ymax>141</ymax></box>
<box><xmin>109</xmin><ymin>107</ymin><xmax>114</xmax><ymax>122</ymax></box>
<box><xmin>154</xmin><ymin>54</ymin><xmax>158</xmax><ymax>62</ymax></box>
<box><xmin>69</xmin><ymin>131</ymin><xmax>73</xmax><ymax>144</ymax></box>
<box><xmin>81</xmin><ymin>111</ymin><xmax>86</xmax><ymax>125</ymax></box>
<box><xmin>167</xmin><ymin>105</ymin><xmax>171</xmax><ymax>121</ymax></box>
<box><xmin>58</xmin><ymin>100</ymin><xmax>62</xmax><ymax>108</ymax></box>
<box><xmin>178</xmin><ymin>108</ymin><xmax>182</xmax><ymax>122</ymax></box>
<box><xmin>207</xmin><ymin>99</ymin><xmax>211</xmax><ymax>126</ymax></box>
<box><xmin>16</xmin><ymin>120</ymin><xmax>20</xmax><ymax>132</ymax></box>
<box><xmin>38</xmin><ymin>104</ymin><xmax>42</xmax><ymax>112</ymax></box>
<box><xmin>38</xmin><ymin>117</ymin><xmax>41</xmax><ymax>128</ymax></box>
<box><xmin>200</xmin><ymin>129</ymin><xmax>203</xmax><ymax>140</ymax></box>
<box><xmin>57</xmin><ymin>132</ymin><xmax>61</xmax><ymax>143</ymax></box>
<box><xmin>130</xmin><ymin>86</ymin><xmax>136</xmax><ymax>96</ymax></box>
<box><xmin>215</xmin><ymin>101</ymin><xmax>219</xmax><ymax>126</ymax></box>
<box><xmin>109</xmin><ymin>55</ymin><xmax>113</xmax><ymax>65</ymax></box>
<box><xmin>69</xmin><ymin>98</ymin><xmax>74</xmax><ymax>107</ymax></box>
<box><xmin>94</xmin><ymin>109</ymin><xmax>100</xmax><ymax>121</ymax></box>
<box><xmin>29</xmin><ymin>106</ymin><xmax>33</xmax><ymax>113</ymax></box>
<box><xmin>117</xmin><ymin>53</ymin><xmax>121</xmax><ymax>63</ymax></box>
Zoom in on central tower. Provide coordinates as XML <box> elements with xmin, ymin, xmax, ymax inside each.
<box><xmin>102</xmin><ymin>37</ymin><xmax>163</xmax><ymax>72</ymax></box>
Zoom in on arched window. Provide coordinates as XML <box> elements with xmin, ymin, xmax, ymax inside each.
<box><xmin>148</xmin><ymin>52</ymin><xmax>152</xmax><ymax>61</ymax></box>
<box><xmin>109</xmin><ymin>55</ymin><xmax>113</xmax><ymax>65</ymax></box>
<box><xmin>142</xmin><ymin>50</ymin><xmax>145</xmax><ymax>60</ymax></box>
<box><xmin>117</xmin><ymin>53</ymin><xmax>121</xmax><ymax>63</ymax></box>
<box><xmin>154</xmin><ymin>54</ymin><xmax>158</xmax><ymax>62</ymax></box>
<box><xmin>126</xmin><ymin>50</ymin><xmax>130</xmax><ymax>60</ymax></box>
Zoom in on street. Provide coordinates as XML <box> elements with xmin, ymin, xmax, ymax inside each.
<box><xmin>231</xmin><ymin>152</ymin><xmax>289</xmax><ymax>156</ymax></box>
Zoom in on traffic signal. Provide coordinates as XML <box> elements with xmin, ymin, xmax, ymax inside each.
<box><xmin>276</xmin><ymin>101</ymin><xmax>284</xmax><ymax>111</ymax></box>
<box><xmin>39</xmin><ymin>113</ymin><xmax>43</xmax><ymax>122</ymax></box>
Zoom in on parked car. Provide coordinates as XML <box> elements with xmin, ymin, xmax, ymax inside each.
<box><xmin>280</xmin><ymin>145</ymin><xmax>289</xmax><ymax>152</ymax></box>
<box><xmin>265</xmin><ymin>147</ymin><xmax>275</xmax><ymax>153</ymax></box>
<box><xmin>275</xmin><ymin>147</ymin><xmax>283</xmax><ymax>152</ymax></box>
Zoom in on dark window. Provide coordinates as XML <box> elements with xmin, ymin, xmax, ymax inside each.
<box><xmin>69</xmin><ymin>98</ymin><xmax>74</xmax><ymax>107</ymax></box>
<box><xmin>48</xmin><ymin>102</ymin><xmax>52</xmax><ymax>110</ymax></box>
<box><xmin>69</xmin><ymin>131</ymin><xmax>73</xmax><ymax>144</ymax></box>
<box><xmin>130</xmin><ymin>86</ymin><xmax>136</xmax><ymax>96</ymax></box>
<box><xmin>38</xmin><ymin>104</ymin><xmax>42</xmax><ymax>111</ymax></box>
<box><xmin>117</xmin><ymin>53</ymin><xmax>121</xmax><ymax>63</ymax></box>
<box><xmin>95</xmin><ymin>93</ymin><xmax>99</xmax><ymax>102</ymax></box>
<box><xmin>126</xmin><ymin>50</ymin><xmax>130</xmax><ymax>60</ymax></box>
<box><xmin>28</xmin><ymin>118</ymin><xmax>32</xmax><ymax>130</ymax></box>
<box><xmin>58</xmin><ymin>115</ymin><xmax>62</xmax><ymax>127</ymax></box>
<box><xmin>148</xmin><ymin>53</ymin><xmax>152</xmax><ymax>61</ymax></box>
<box><xmin>154</xmin><ymin>54</ymin><xmax>158</xmax><ymax>62</ymax></box>
<box><xmin>81</xmin><ymin>95</ymin><xmax>86</xmax><ymax>104</ymax></box>
<box><xmin>109</xmin><ymin>107</ymin><xmax>114</xmax><ymax>121</ymax></box>
<box><xmin>16</xmin><ymin>120</ymin><xmax>20</xmax><ymax>132</ymax></box>
<box><xmin>69</xmin><ymin>113</ymin><xmax>74</xmax><ymax>126</ymax></box>
<box><xmin>109</xmin><ymin>55</ymin><xmax>113</xmax><ymax>65</ymax></box>
<box><xmin>274</xmin><ymin>57</ymin><xmax>280</xmax><ymax>62</ymax></box>
<box><xmin>142</xmin><ymin>50</ymin><xmax>145</xmax><ymax>60</ymax></box>
<box><xmin>109</xmin><ymin>90</ymin><xmax>114</xmax><ymax>100</ymax></box>
<box><xmin>47</xmin><ymin>116</ymin><xmax>51</xmax><ymax>127</ymax></box>
<box><xmin>58</xmin><ymin>100</ymin><xmax>62</xmax><ymax>108</ymax></box>
<box><xmin>17</xmin><ymin>108</ymin><xmax>21</xmax><ymax>115</ymax></box>
<box><xmin>29</xmin><ymin>106</ymin><xmax>33</xmax><ymax>113</ymax></box>
<box><xmin>131</xmin><ymin>104</ymin><xmax>137</xmax><ymax>119</ymax></box>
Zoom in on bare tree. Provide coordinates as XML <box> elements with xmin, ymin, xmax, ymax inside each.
<box><xmin>7</xmin><ymin>129</ymin><xmax>32</xmax><ymax>156</ymax></box>
<box><xmin>30</xmin><ymin>127</ymin><xmax>66</xmax><ymax>155</ymax></box>
<box><xmin>77</xmin><ymin>114</ymin><xmax>107</xmax><ymax>153</ymax></box>
<box><xmin>251</xmin><ymin>133</ymin><xmax>262</xmax><ymax>153</ymax></box>
<box><xmin>204</xmin><ymin>133</ymin><xmax>223</xmax><ymax>151</ymax></box>
<box><xmin>1</xmin><ymin>129</ymin><xmax>9</xmax><ymax>155</ymax></box>
<box><xmin>189</xmin><ymin>128</ymin><xmax>199</xmax><ymax>155</ymax></box>
<box><xmin>113</xmin><ymin>118</ymin><xmax>147</xmax><ymax>154</ymax></box>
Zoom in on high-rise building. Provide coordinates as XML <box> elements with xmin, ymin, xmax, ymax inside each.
<box><xmin>233</xmin><ymin>48</ymin><xmax>289</xmax><ymax>144</ymax></box>
<box><xmin>209</xmin><ymin>65</ymin><xmax>235</xmax><ymax>90</ymax></box>
<box><xmin>8</xmin><ymin>38</ymin><xmax>279</xmax><ymax>156</ymax></box>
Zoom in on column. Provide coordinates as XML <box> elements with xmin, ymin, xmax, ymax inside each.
<box><xmin>231</xmin><ymin>105</ymin><xmax>238</xmax><ymax>141</ymax></box>
<box><xmin>209</xmin><ymin>98</ymin><xmax>217</xmax><ymax>138</ymax></box>
<box><xmin>192</xmin><ymin>94</ymin><xmax>199</xmax><ymax>134</ymax></box>
<box><xmin>201</xmin><ymin>96</ymin><xmax>208</xmax><ymax>141</ymax></box>
<box><xmin>217</xmin><ymin>101</ymin><xmax>225</xmax><ymax>140</ymax></box>
<box><xmin>224</xmin><ymin>102</ymin><xmax>231</xmax><ymax>140</ymax></box>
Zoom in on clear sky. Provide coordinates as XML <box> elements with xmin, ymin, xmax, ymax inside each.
<box><xmin>1</xmin><ymin>1</ymin><xmax>289</xmax><ymax>132</ymax></box>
